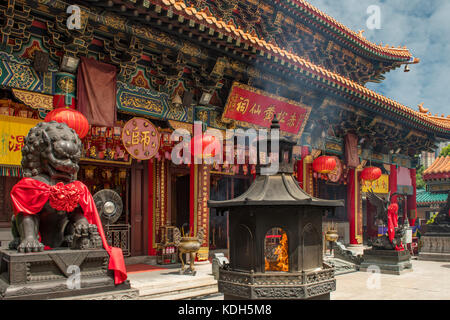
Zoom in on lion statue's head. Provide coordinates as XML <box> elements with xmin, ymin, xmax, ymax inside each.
<box><xmin>21</xmin><ymin>121</ymin><xmax>83</xmax><ymax>182</ymax></box>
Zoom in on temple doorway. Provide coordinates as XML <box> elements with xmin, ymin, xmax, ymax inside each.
<box><xmin>169</xmin><ymin>165</ymin><xmax>191</xmax><ymax>235</ymax></box>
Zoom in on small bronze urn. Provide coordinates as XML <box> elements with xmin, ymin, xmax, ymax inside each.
<box><xmin>208</xmin><ymin>119</ymin><xmax>344</xmax><ymax>300</ymax></box>
<box><xmin>325</xmin><ymin>224</ymin><xmax>339</xmax><ymax>255</ymax></box>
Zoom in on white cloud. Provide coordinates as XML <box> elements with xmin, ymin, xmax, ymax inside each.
<box><xmin>306</xmin><ymin>0</ymin><xmax>450</xmax><ymax>116</ymax></box>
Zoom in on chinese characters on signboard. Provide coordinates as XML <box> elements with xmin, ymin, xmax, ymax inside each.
<box><xmin>0</xmin><ymin>115</ymin><xmax>40</xmax><ymax>166</ymax></box>
<box><xmin>361</xmin><ymin>174</ymin><xmax>389</xmax><ymax>194</ymax></box>
<box><xmin>222</xmin><ymin>82</ymin><xmax>311</xmax><ymax>137</ymax></box>
<box><xmin>121</xmin><ymin>117</ymin><xmax>160</xmax><ymax>160</ymax></box>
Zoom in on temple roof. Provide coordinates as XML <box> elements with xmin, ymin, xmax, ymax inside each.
<box><xmin>416</xmin><ymin>189</ymin><xmax>448</xmax><ymax>206</ymax></box>
<box><xmin>273</xmin><ymin>0</ymin><xmax>416</xmax><ymax>62</ymax></box>
<box><xmin>158</xmin><ymin>0</ymin><xmax>449</xmax><ymax>136</ymax></box>
<box><xmin>208</xmin><ymin>173</ymin><xmax>344</xmax><ymax>208</ymax></box>
<box><xmin>423</xmin><ymin>156</ymin><xmax>450</xmax><ymax>180</ymax></box>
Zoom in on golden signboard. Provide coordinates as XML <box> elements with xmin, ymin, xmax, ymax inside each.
<box><xmin>0</xmin><ymin>115</ymin><xmax>40</xmax><ymax>166</ymax></box>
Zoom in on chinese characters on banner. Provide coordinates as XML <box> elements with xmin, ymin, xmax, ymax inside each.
<box><xmin>0</xmin><ymin>115</ymin><xmax>40</xmax><ymax>166</ymax></box>
<box><xmin>153</xmin><ymin>159</ymin><xmax>168</xmax><ymax>248</ymax></box>
<box><xmin>222</xmin><ymin>82</ymin><xmax>311</xmax><ymax>137</ymax></box>
<box><xmin>82</xmin><ymin>126</ymin><xmax>131</xmax><ymax>164</ymax></box>
<box><xmin>196</xmin><ymin>164</ymin><xmax>210</xmax><ymax>261</ymax></box>
<box><xmin>121</xmin><ymin>117</ymin><xmax>160</xmax><ymax>160</ymax></box>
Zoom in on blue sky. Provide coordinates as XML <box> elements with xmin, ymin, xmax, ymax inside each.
<box><xmin>307</xmin><ymin>0</ymin><xmax>450</xmax><ymax>117</ymax></box>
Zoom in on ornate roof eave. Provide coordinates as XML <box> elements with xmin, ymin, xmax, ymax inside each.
<box><xmin>273</xmin><ymin>0</ymin><xmax>416</xmax><ymax>63</ymax></box>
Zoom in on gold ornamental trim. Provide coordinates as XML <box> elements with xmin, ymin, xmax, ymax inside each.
<box><xmin>12</xmin><ymin>89</ymin><xmax>53</xmax><ymax>111</ymax></box>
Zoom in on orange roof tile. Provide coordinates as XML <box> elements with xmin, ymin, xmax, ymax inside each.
<box><xmin>423</xmin><ymin>156</ymin><xmax>450</xmax><ymax>177</ymax></box>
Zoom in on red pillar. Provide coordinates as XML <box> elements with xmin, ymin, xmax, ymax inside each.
<box><xmin>389</xmin><ymin>164</ymin><xmax>398</xmax><ymax>205</ymax></box>
<box><xmin>407</xmin><ymin>168</ymin><xmax>417</xmax><ymax>226</ymax></box>
<box><xmin>189</xmin><ymin>163</ymin><xmax>196</xmax><ymax>237</ymax></box>
<box><xmin>347</xmin><ymin>168</ymin><xmax>359</xmax><ymax>244</ymax></box>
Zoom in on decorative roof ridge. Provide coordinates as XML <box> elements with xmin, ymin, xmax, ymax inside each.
<box><xmin>277</xmin><ymin>0</ymin><xmax>417</xmax><ymax>62</ymax></box>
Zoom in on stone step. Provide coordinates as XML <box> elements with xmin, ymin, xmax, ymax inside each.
<box><xmin>135</xmin><ymin>277</ymin><xmax>217</xmax><ymax>297</ymax></box>
<box><xmin>141</xmin><ymin>283</ymin><xmax>218</xmax><ymax>300</ymax></box>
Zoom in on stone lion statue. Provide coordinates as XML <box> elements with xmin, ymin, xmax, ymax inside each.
<box><xmin>9</xmin><ymin>121</ymin><xmax>102</xmax><ymax>253</ymax></box>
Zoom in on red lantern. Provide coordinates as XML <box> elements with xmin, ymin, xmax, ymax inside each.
<box><xmin>312</xmin><ymin>156</ymin><xmax>336</xmax><ymax>174</ymax></box>
<box><xmin>361</xmin><ymin>166</ymin><xmax>382</xmax><ymax>182</ymax></box>
<box><xmin>190</xmin><ymin>134</ymin><xmax>222</xmax><ymax>159</ymax></box>
<box><xmin>45</xmin><ymin>107</ymin><xmax>89</xmax><ymax>139</ymax></box>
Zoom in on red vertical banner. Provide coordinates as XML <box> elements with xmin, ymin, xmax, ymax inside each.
<box><xmin>357</xmin><ymin>170</ymin><xmax>363</xmax><ymax>243</ymax></box>
<box><xmin>151</xmin><ymin>159</ymin><xmax>168</xmax><ymax>253</ymax></box>
<box><xmin>148</xmin><ymin>159</ymin><xmax>156</xmax><ymax>255</ymax></box>
<box><xmin>196</xmin><ymin>164</ymin><xmax>211</xmax><ymax>261</ymax></box>
<box><xmin>408</xmin><ymin>168</ymin><xmax>417</xmax><ymax>226</ymax></box>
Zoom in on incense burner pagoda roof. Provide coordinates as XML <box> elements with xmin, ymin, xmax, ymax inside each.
<box><xmin>208</xmin><ymin>173</ymin><xmax>344</xmax><ymax>208</ymax></box>
<box><xmin>423</xmin><ymin>156</ymin><xmax>450</xmax><ymax>180</ymax></box>
<box><xmin>157</xmin><ymin>0</ymin><xmax>450</xmax><ymax>136</ymax></box>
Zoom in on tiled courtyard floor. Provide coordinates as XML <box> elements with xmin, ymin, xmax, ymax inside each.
<box><xmin>125</xmin><ymin>258</ymin><xmax>450</xmax><ymax>300</ymax></box>
<box><xmin>331</xmin><ymin>258</ymin><xmax>450</xmax><ymax>300</ymax></box>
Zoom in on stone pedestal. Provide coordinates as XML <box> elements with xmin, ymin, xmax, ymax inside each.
<box><xmin>218</xmin><ymin>264</ymin><xmax>336</xmax><ymax>300</ymax></box>
<box><xmin>0</xmin><ymin>249</ymin><xmax>131</xmax><ymax>300</ymax></box>
<box><xmin>360</xmin><ymin>249</ymin><xmax>412</xmax><ymax>275</ymax></box>
<box><xmin>418</xmin><ymin>234</ymin><xmax>450</xmax><ymax>262</ymax></box>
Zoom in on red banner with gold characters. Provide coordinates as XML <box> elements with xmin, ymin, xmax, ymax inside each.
<box><xmin>222</xmin><ymin>82</ymin><xmax>311</xmax><ymax>137</ymax></box>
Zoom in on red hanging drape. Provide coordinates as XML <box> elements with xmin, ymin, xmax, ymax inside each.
<box><xmin>77</xmin><ymin>57</ymin><xmax>117</xmax><ymax>127</ymax></box>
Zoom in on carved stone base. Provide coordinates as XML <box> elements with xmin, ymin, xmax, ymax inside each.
<box><xmin>0</xmin><ymin>249</ymin><xmax>131</xmax><ymax>300</ymax></box>
<box><xmin>218</xmin><ymin>264</ymin><xmax>335</xmax><ymax>300</ymax></box>
<box><xmin>360</xmin><ymin>249</ymin><xmax>412</xmax><ymax>275</ymax></box>
<box><xmin>418</xmin><ymin>235</ymin><xmax>450</xmax><ymax>262</ymax></box>
<box><xmin>53</xmin><ymin>288</ymin><xmax>140</xmax><ymax>300</ymax></box>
